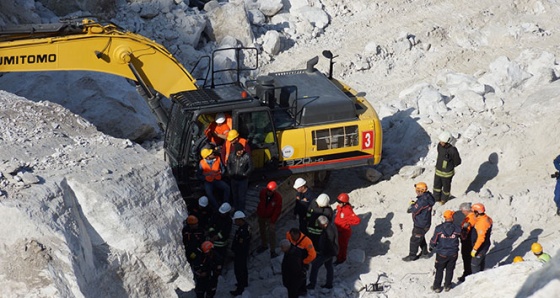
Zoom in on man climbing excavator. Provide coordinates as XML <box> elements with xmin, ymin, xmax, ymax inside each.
<box><xmin>0</xmin><ymin>18</ymin><xmax>383</xmax><ymax>201</ymax></box>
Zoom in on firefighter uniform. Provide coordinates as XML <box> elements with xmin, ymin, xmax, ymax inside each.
<box><xmin>429</xmin><ymin>217</ymin><xmax>461</xmax><ymax>292</ymax></box>
<box><xmin>231</xmin><ymin>214</ymin><xmax>251</xmax><ymax>295</ymax></box>
<box><xmin>207</xmin><ymin>209</ymin><xmax>233</xmax><ymax>265</ymax></box>
<box><xmin>306</xmin><ymin>200</ymin><xmax>334</xmax><ymax>248</ymax></box>
<box><xmin>433</xmin><ymin>139</ymin><xmax>462</xmax><ymax>203</ymax></box>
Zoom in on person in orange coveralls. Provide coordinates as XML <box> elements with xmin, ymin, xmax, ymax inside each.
<box><xmin>333</xmin><ymin>193</ymin><xmax>361</xmax><ymax>265</ymax></box>
<box><xmin>470</xmin><ymin>203</ymin><xmax>493</xmax><ymax>273</ymax></box>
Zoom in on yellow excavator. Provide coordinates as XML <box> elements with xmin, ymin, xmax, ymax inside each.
<box><xmin>0</xmin><ymin>18</ymin><xmax>382</xmax><ymax>200</ymax></box>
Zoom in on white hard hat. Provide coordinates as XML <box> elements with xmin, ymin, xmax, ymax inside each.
<box><xmin>293</xmin><ymin>178</ymin><xmax>307</xmax><ymax>189</ymax></box>
<box><xmin>438</xmin><ymin>131</ymin><xmax>452</xmax><ymax>143</ymax></box>
<box><xmin>215</xmin><ymin>113</ymin><xmax>226</xmax><ymax>124</ymax></box>
<box><xmin>219</xmin><ymin>202</ymin><xmax>232</xmax><ymax>214</ymax></box>
<box><xmin>198</xmin><ymin>196</ymin><xmax>209</xmax><ymax>207</ymax></box>
<box><xmin>316</xmin><ymin>193</ymin><xmax>330</xmax><ymax>207</ymax></box>
<box><xmin>232</xmin><ymin>210</ymin><xmax>246</xmax><ymax>220</ymax></box>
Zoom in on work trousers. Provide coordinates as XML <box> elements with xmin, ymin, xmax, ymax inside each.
<box><xmin>433</xmin><ymin>174</ymin><xmax>453</xmax><ymax>202</ymax></box>
<box><xmin>230</xmin><ymin>178</ymin><xmax>248</xmax><ymax>211</ymax></box>
<box><xmin>309</xmin><ymin>255</ymin><xmax>334</xmax><ymax>287</ymax></box>
<box><xmin>337</xmin><ymin>227</ymin><xmax>352</xmax><ymax>263</ymax></box>
<box><xmin>433</xmin><ymin>253</ymin><xmax>458</xmax><ymax>289</ymax></box>
<box><xmin>204</xmin><ymin>180</ymin><xmax>230</xmax><ymax>209</ymax></box>
<box><xmin>409</xmin><ymin>226</ymin><xmax>429</xmax><ymax>256</ymax></box>
<box><xmin>471</xmin><ymin>249</ymin><xmax>488</xmax><ymax>273</ymax></box>
<box><xmin>234</xmin><ymin>253</ymin><xmax>248</xmax><ymax>289</ymax></box>
<box><xmin>194</xmin><ymin>276</ymin><xmax>217</xmax><ymax>298</ymax></box>
<box><xmin>258</xmin><ymin>217</ymin><xmax>276</xmax><ymax>252</ymax></box>
<box><xmin>460</xmin><ymin>240</ymin><xmax>472</xmax><ymax>277</ymax></box>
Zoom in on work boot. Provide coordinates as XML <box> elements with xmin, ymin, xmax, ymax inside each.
<box><xmin>444</xmin><ymin>286</ymin><xmax>451</xmax><ymax>292</ymax></box>
<box><xmin>420</xmin><ymin>248</ymin><xmax>430</xmax><ymax>259</ymax></box>
<box><xmin>431</xmin><ymin>286</ymin><xmax>442</xmax><ymax>293</ymax></box>
<box><xmin>230</xmin><ymin>288</ymin><xmax>244</xmax><ymax>296</ymax></box>
<box><xmin>321</xmin><ymin>284</ymin><xmax>333</xmax><ymax>289</ymax></box>
<box><xmin>402</xmin><ymin>255</ymin><xmax>419</xmax><ymax>262</ymax></box>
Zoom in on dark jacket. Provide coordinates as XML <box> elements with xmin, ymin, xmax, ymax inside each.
<box><xmin>182</xmin><ymin>224</ymin><xmax>205</xmax><ymax>263</ymax></box>
<box><xmin>227</xmin><ymin>151</ymin><xmax>253</xmax><ymax>180</ymax></box>
<box><xmin>317</xmin><ymin>223</ymin><xmax>339</xmax><ymax>257</ymax></box>
<box><xmin>295</xmin><ymin>189</ymin><xmax>315</xmax><ymax>217</ymax></box>
<box><xmin>306</xmin><ymin>201</ymin><xmax>334</xmax><ymax>236</ymax></box>
<box><xmin>429</xmin><ymin>221</ymin><xmax>461</xmax><ymax>256</ymax></box>
<box><xmin>231</xmin><ymin>222</ymin><xmax>251</xmax><ymax>256</ymax></box>
<box><xmin>207</xmin><ymin>213</ymin><xmax>233</xmax><ymax>248</ymax></box>
<box><xmin>187</xmin><ymin>204</ymin><xmax>214</xmax><ymax>230</ymax></box>
<box><xmin>192</xmin><ymin>250</ymin><xmax>224</xmax><ymax>281</ymax></box>
<box><xmin>257</xmin><ymin>188</ymin><xmax>283</xmax><ymax>223</ymax></box>
<box><xmin>435</xmin><ymin>143</ymin><xmax>461</xmax><ymax>177</ymax></box>
<box><xmin>282</xmin><ymin>245</ymin><xmax>305</xmax><ymax>288</ymax></box>
<box><xmin>407</xmin><ymin>191</ymin><xmax>435</xmax><ymax>229</ymax></box>
<box><xmin>554</xmin><ymin>155</ymin><xmax>560</xmax><ymax>199</ymax></box>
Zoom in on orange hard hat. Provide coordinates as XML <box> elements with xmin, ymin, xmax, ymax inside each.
<box><xmin>337</xmin><ymin>193</ymin><xmax>350</xmax><ymax>203</ymax></box>
<box><xmin>414</xmin><ymin>182</ymin><xmax>428</xmax><ymax>192</ymax></box>
<box><xmin>201</xmin><ymin>241</ymin><xmax>214</xmax><ymax>253</ymax></box>
<box><xmin>267</xmin><ymin>181</ymin><xmax>277</xmax><ymax>191</ymax></box>
<box><xmin>443</xmin><ymin>210</ymin><xmax>454</xmax><ymax>220</ymax></box>
<box><xmin>513</xmin><ymin>256</ymin><xmax>524</xmax><ymax>263</ymax></box>
<box><xmin>471</xmin><ymin>203</ymin><xmax>486</xmax><ymax>213</ymax></box>
<box><xmin>187</xmin><ymin>215</ymin><xmax>199</xmax><ymax>225</ymax></box>
<box><xmin>531</xmin><ymin>242</ymin><xmax>543</xmax><ymax>254</ymax></box>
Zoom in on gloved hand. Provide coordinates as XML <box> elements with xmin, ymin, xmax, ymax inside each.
<box><xmin>471</xmin><ymin>250</ymin><xmax>477</xmax><ymax>257</ymax></box>
<box><xmin>409</xmin><ymin>200</ymin><xmax>416</xmax><ymax>205</ymax></box>
<box><xmin>462</xmin><ymin>222</ymin><xmax>470</xmax><ymax>229</ymax></box>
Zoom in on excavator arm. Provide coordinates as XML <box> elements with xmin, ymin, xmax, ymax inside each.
<box><xmin>0</xmin><ymin>18</ymin><xmax>198</xmax><ymax>98</ymax></box>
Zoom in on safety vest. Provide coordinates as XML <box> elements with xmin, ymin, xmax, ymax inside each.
<box><xmin>538</xmin><ymin>253</ymin><xmax>551</xmax><ymax>263</ymax></box>
<box><xmin>200</xmin><ymin>157</ymin><xmax>222</xmax><ymax>182</ymax></box>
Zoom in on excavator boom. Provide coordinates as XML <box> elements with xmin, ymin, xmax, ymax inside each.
<box><xmin>0</xmin><ymin>19</ymin><xmax>197</xmax><ymax>98</ymax></box>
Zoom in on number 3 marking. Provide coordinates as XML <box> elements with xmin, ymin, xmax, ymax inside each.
<box><xmin>362</xmin><ymin>131</ymin><xmax>373</xmax><ymax>150</ymax></box>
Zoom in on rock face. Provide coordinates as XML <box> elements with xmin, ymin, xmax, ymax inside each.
<box><xmin>0</xmin><ymin>91</ymin><xmax>191</xmax><ymax>297</ymax></box>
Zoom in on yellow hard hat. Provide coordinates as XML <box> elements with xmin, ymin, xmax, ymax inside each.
<box><xmin>531</xmin><ymin>242</ymin><xmax>543</xmax><ymax>254</ymax></box>
<box><xmin>512</xmin><ymin>256</ymin><xmax>524</xmax><ymax>263</ymax></box>
<box><xmin>227</xmin><ymin>129</ymin><xmax>240</xmax><ymax>141</ymax></box>
<box><xmin>414</xmin><ymin>182</ymin><xmax>428</xmax><ymax>192</ymax></box>
<box><xmin>200</xmin><ymin>148</ymin><xmax>213</xmax><ymax>159</ymax></box>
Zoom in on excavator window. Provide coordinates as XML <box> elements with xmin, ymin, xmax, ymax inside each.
<box><xmin>235</xmin><ymin>108</ymin><xmax>278</xmax><ymax>169</ymax></box>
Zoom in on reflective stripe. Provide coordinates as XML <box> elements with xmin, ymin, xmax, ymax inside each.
<box><xmin>435</xmin><ymin>169</ymin><xmax>455</xmax><ymax>178</ymax></box>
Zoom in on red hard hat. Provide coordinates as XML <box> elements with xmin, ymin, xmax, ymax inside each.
<box><xmin>187</xmin><ymin>215</ymin><xmax>199</xmax><ymax>225</ymax></box>
<box><xmin>337</xmin><ymin>193</ymin><xmax>350</xmax><ymax>203</ymax></box>
<box><xmin>201</xmin><ymin>241</ymin><xmax>214</xmax><ymax>253</ymax></box>
<box><xmin>267</xmin><ymin>181</ymin><xmax>277</xmax><ymax>191</ymax></box>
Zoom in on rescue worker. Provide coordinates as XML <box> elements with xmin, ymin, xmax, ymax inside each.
<box><xmin>470</xmin><ymin>203</ymin><xmax>493</xmax><ymax>273</ymax></box>
<box><xmin>307</xmin><ymin>215</ymin><xmax>338</xmax><ymax>290</ymax></box>
<box><xmin>182</xmin><ymin>215</ymin><xmax>206</xmax><ymax>269</ymax></box>
<box><xmin>230</xmin><ymin>211</ymin><xmax>251</xmax><ymax>296</ymax></box>
<box><xmin>433</xmin><ymin>131</ymin><xmax>462</xmax><ymax>204</ymax></box>
<box><xmin>457</xmin><ymin>202</ymin><xmax>476</xmax><ymax>283</ymax></box>
<box><xmin>306</xmin><ymin>193</ymin><xmax>334</xmax><ymax>248</ymax></box>
<box><xmin>222</xmin><ymin>129</ymin><xmax>250</xmax><ymax>163</ymax></box>
<box><xmin>280</xmin><ymin>239</ymin><xmax>305</xmax><ymax>298</ymax></box>
<box><xmin>512</xmin><ymin>256</ymin><xmax>524</xmax><ymax>263</ymax></box>
<box><xmin>207</xmin><ymin>202</ymin><xmax>233</xmax><ymax>266</ymax></box>
<box><xmin>286</xmin><ymin>228</ymin><xmax>316</xmax><ymax>296</ymax></box>
<box><xmin>197</xmin><ymin>148</ymin><xmax>230</xmax><ymax>209</ymax></box>
<box><xmin>429</xmin><ymin>210</ymin><xmax>461</xmax><ymax>293</ymax></box>
<box><xmin>403</xmin><ymin>182</ymin><xmax>436</xmax><ymax>262</ymax></box>
<box><xmin>531</xmin><ymin>242</ymin><xmax>551</xmax><ymax>263</ymax></box>
<box><xmin>192</xmin><ymin>241</ymin><xmax>223</xmax><ymax>298</ymax></box>
<box><xmin>334</xmin><ymin>193</ymin><xmax>361</xmax><ymax>265</ymax></box>
<box><xmin>188</xmin><ymin>196</ymin><xmax>214</xmax><ymax>231</ymax></box>
<box><xmin>226</xmin><ymin>142</ymin><xmax>253</xmax><ymax>211</ymax></box>
<box><xmin>204</xmin><ymin>112</ymin><xmax>232</xmax><ymax>146</ymax></box>
<box><xmin>256</xmin><ymin>181</ymin><xmax>283</xmax><ymax>258</ymax></box>
<box><xmin>553</xmin><ymin>155</ymin><xmax>560</xmax><ymax>215</ymax></box>
<box><xmin>293</xmin><ymin>178</ymin><xmax>315</xmax><ymax>234</ymax></box>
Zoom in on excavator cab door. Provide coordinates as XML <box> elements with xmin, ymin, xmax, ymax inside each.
<box><xmin>232</xmin><ymin>107</ymin><xmax>279</xmax><ymax>172</ymax></box>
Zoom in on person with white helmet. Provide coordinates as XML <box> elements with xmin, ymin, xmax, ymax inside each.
<box><xmin>187</xmin><ymin>196</ymin><xmax>214</xmax><ymax>231</ymax></box>
<box><xmin>433</xmin><ymin>130</ymin><xmax>462</xmax><ymax>204</ymax></box>
<box><xmin>204</xmin><ymin>112</ymin><xmax>232</xmax><ymax>146</ymax></box>
<box><xmin>293</xmin><ymin>178</ymin><xmax>316</xmax><ymax>234</ymax></box>
<box><xmin>230</xmin><ymin>211</ymin><xmax>252</xmax><ymax>296</ymax></box>
<box><xmin>305</xmin><ymin>193</ymin><xmax>334</xmax><ymax>247</ymax></box>
<box><xmin>207</xmin><ymin>202</ymin><xmax>233</xmax><ymax>266</ymax></box>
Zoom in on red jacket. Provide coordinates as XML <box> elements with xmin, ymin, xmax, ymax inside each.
<box><xmin>334</xmin><ymin>204</ymin><xmax>361</xmax><ymax>230</ymax></box>
<box><xmin>257</xmin><ymin>188</ymin><xmax>282</xmax><ymax>223</ymax></box>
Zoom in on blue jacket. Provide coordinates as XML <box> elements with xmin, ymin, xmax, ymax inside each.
<box><xmin>407</xmin><ymin>191</ymin><xmax>435</xmax><ymax>229</ymax></box>
<box><xmin>554</xmin><ymin>155</ymin><xmax>560</xmax><ymax>199</ymax></box>
<box><xmin>430</xmin><ymin>221</ymin><xmax>461</xmax><ymax>256</ymax></box>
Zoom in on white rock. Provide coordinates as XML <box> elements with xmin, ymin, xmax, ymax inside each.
<box><xmin>262</xmin><ymin>30</ymin><xmax>282</xmax><ymax>55</ymax></box>
<box><xmin>205</xmin><ymin>2</ymin><xmax>254</xmax><ymax>46</ymax></box>
<box><xmin>294</xmin><ymin>6</ymin><xmax>329</xmax><ymax>29</ymax></box>
<box><xmin>455</xmin><ymin>89</ymin><xmax>486</xmax><ymax>112</ymax></box>
<box><xmin>259</xmin><ymin>0</ymin><xmax>284</xmax><ymax>16</ymax></box>
<box><xmin>398</xmin><ymin>166</ymin><xmax>424</xmax><ymax>179</ymax></box>
<box><xmin>248</xmin><ymin>9</ymin><xmax>266</xmax><ymax>26</ymax></box>
<box><xmin>478</xmin><ymin>56</ymin><xmax>532</xmax><ymax>95</ymax></box>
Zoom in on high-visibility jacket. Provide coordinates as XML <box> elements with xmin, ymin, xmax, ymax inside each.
<box><xmin>538</xmin><ymin>253</ymin><xmax>551</xmax><ymax>263</ymax></box>
<box><xmin>286</xmin><ymin>231</ymin><xmax>316</xmax><ymax>265</ymax></box>
<box><xmin>471</xmin><ymin>213</ymin><xmax>493</xmax><ymax>252</ymax></box>
<box><xmin>460</xmin><ymin>211</ymin><xmax>477</xmax><ymax>241</ymax></box>
<box><xmin>200</xmin><ymin>157</ymin><xmax>223</xmax><ymax>182</ymax></box>
<box><xmin>435</xmin><ymin>143</ymin><xmax>461</xmax><ymax>178</ymax></box>
<box><xmin>204</xmin><ymin>115</ymin><xmax>232</xmax><ymax>144</ymax></box>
